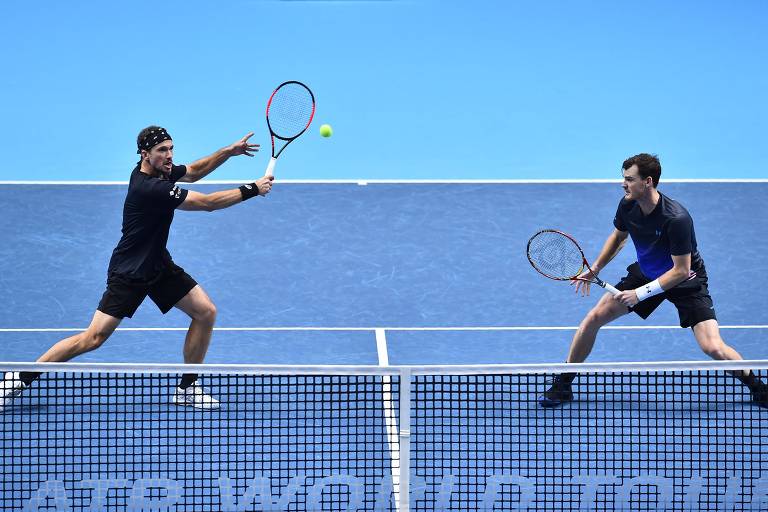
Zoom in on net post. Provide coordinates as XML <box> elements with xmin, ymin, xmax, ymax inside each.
<box><xmin>398</xmin><ymin>367</ymin><xmax>412</xmax><ymax>512</ymax></box>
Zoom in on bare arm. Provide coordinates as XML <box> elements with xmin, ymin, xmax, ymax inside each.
<box><xmin>591</xmin><ymin>228</ymin><xmax>629</xmax><ymax>273</ymax></box>
<box><xmin>571</xmin><ymin>228</ymin><xmax>629</xmax><ymax>295</ymax></box>
<box><xmin>179</xmin><ymin>133</ymin><xmax>260</xmax><ymax>183</ymax></box>
<box><xmin>177</xmin><ymin>177</ymin><xmax>273</xmax><ymax>211</ymax></box>
<box><xmin>657</xmin><ymin>253</ymin><xmax>692</xmax><ymax>289</ymax></box>
<box><xmin>572</xmin><ymin>229</ymin><xmax>628</xmax><ymax>296</ymax></box>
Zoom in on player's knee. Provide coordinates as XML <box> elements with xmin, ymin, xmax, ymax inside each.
<box><xmin>584</xmin><ymin>306</ymin><xmax>611</xmax><ymax>329</ymax></box>
<box><xmin>206</xmin><ymin>302</ymin><xmax>217</xmax><ymax>323</ymax></box>
<box><xmin>195</xmin><ymin>301</ymin><xmax>217</xmax><ymax>324</ymax></box>
<box><xmin>700</xmin><ymin>339</ymin><xmax>727</xmax><ymax>359</ymax></box>
<box><xmin>79</xmin><ymin>329</ymin><xmax>110</xmax><ymax>351</ymax></box>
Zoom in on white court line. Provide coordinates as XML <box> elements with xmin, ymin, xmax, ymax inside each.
<box><xmin>376</xmin><ymin>329</ymin><xmax>390</xmax><ymax>365</ymax></box>
<box><xmin>376</xmin><ymin>328</ymin><xmax>402</xmax><ymax>511</ymax></box>
<box><xmin>2</xmin><ymin>325</ymin><xmax>766</xmax><ymax>333</ymax></box>
<box><xmin>1</xmin><ymin>179</ymin><xmax>767</xmax><ymax>185</ymax></box>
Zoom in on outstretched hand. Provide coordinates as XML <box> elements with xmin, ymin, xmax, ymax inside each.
<box><xmin>228</xmin><ymin>132</ymin><xmax>260</xmax><ymax>157</ymax></box>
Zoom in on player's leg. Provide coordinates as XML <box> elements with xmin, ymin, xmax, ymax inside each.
<box><xmin>37</xmin><ymin>310</ymin><xmax>123</xmax><ymax>363</ymax></box>
<box><xmin>567</xmin><ymin>293</ymin><xmax>631</xmax><ymax>363</ymax></box>
<box><xmin>149</xmin><ymin>268</ymin><xmax>219</xmax><ymax>410</ymax></box>
<box><xmin>540</xmin><ymin>263</ymin><xmax>664</xmax><ymax>408</ymax></box>
<box><xmin>565</xmin><ymin>263</ymin><xmax>654</xmax><ymax>366</ymax></box>
<box><xmin>2</xmin><ymin>272</ymin><xmax>146</xmax><ymax>412</ymax></box>
<box><xmin>31</xmin><ymin>270</ymin><xmax>142</xmax><ymax>367</ymax></box>
<box><xmin>691</xmin><ymin>319</ymin><xmax>767</xmax><ymax>408</ymax></box>
<box><xmin>692</xmin><ymin>318</ymin><xmax>744</xmax><ymax>361</ymax></box>
<box><xmin>670</xmin><ymin>279</ymin><xmax>767</xmax><ymax>408</ymax></box>
<box><xmin>0</xmin><ymin>311</ymin><xmax>122</xmax><ymax>412</ymax></box>
<box><xmin>173</xmin><ymin>284</ymin><xmax>217</xmax><ymax>365</ymax></box>
<box><xmin>171</xmin><ymin>285</ymin><xmax>218</xmax><ymax>409</ymax></box>
<box><xmin>539</xmin><ymin>294</ymin><xmax>629</xmax><ymax>408</ymax></box>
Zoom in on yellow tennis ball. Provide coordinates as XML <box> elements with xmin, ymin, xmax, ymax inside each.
<box><xmin>319</xmin><ymin>124</ymin><xmax>333</xmax><ymax>137</ymax></box>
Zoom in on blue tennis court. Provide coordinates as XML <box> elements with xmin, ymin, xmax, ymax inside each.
<box><xmin>2</xmin><ymin>182</ymin><xmax>768</xmax><ymax>510</ymax></box>
<box><xmin>1</xmin><ymin>182</ymin><xmax>766</xmax><ymax>363</ymax></box>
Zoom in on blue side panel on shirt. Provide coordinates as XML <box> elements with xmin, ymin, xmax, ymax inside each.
<box><xmin>634</xmin><ymin>241</ymin><xmax>673</xmax><ymax>279</ymax></box>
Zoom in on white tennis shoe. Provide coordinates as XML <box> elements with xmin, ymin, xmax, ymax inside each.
<box><xmin>0</xmin><ymin>372</ymin><xmax>28</xmax><ymax>413</ymax></box>
<box><xmin>172</xmin><ymin>382</ymin><xmax>220</xmax><ymax>410</ymax></box>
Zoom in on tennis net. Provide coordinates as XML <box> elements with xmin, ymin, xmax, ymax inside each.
<box><xmin>1</xmin><ymin>360</ymin><xmax>767</xmax><ymax>511</ymax></box>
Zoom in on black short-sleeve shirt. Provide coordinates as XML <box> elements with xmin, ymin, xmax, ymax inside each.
<box><xmin>613</xmin><ymin>192</ymin><xmax>705</xmax><ymax>280</ymax></box>
<box><xmin>107</xmin><ymin>165</ymin><xmax>189</xmax><ymax>281</ymax></box>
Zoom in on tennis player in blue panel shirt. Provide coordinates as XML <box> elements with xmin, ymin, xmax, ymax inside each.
<box><xmin>0</xmin><ymin>126</ymin><xmax>273</xmax><ymax>411</ymax></box>
<box><xmin>540</xmin><ymin>153</ymin><xmax>768</xmax><ymax>408</ymax></box>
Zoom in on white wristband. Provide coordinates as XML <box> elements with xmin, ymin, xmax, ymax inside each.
<box><xmin>635</xmin><ymin>279</ymin><xmax>664</xmax><ymax>301</ymax></box>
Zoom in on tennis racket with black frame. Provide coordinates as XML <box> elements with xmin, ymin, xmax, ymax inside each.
<box><xmin>527</xmin><ymin>229</ymin><xmax>620</xmax><ymax>295</ymax></box>
<box><xmin>263</xmin><ymin>80</ymin><xmax>316</xmax><ymax>178</ymax></box>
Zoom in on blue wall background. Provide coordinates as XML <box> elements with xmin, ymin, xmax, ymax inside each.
<box><xmin>1</xmin><ymin>0</ymin><xmax>766</xmax><ymax>181</ymax></box>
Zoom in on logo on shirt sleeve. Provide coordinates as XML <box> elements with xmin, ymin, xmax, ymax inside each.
<box><xmin>169</xmin><ymin>186</ymin><xmax>181</xmax><ymax>199</ymax></box>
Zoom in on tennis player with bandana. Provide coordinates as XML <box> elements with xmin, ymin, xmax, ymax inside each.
<box><xmin>0</xmin><ymin>126</ymin><xmax>273</xmax><ymax>411</ymax></box>
<box><xmin>540</xmin><ymin>153</ymin><xmax>768</xmax><ymax>408</ymax></box>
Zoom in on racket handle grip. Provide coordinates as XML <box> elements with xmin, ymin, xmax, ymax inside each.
<box><xmin>264</xmin><ymin>157</ymin><xmax>276</xmax><ymax>178</ymax></box>
<box><xmin>602</xmin><ymin>282</ymin><xmax>620</xmax><ymax>295</ymax></box>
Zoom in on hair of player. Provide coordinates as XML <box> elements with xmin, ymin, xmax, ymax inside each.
<box><xmin>137</xmin><ymin>126</ymin><xmax>166</xmax><ymax>150</ymax></box>
<box><xmin>622</xmin><ymin>153</ymin><xmax>661</xmax><ymax>187</ymax></box>
<box><xmin>136</xmin><ymin>125</ymin><xmax>167</xmax><ymax>164</ymax></box>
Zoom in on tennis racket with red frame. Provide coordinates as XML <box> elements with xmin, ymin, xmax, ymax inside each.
<box><xmin>264</xmin><ymin>80</ymin><xmax>316</xmax><ymax>178</ymax></box>
<box><xmin>527</xmin><ymin>229</ymin><xmax>620</xmax><ymax>295</ymax></box>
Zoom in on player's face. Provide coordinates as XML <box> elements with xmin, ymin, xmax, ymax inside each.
<box><xmin>622</xmin><ymin>165</ymin><xmax>652</xmax><ymax>201</ymax></box>
<box><xmin>143</xmin><ymin>140</ymin><xmax>174</xmax><ymax>176</ymax></box>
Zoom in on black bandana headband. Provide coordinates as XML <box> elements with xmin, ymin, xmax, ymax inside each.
<box><xmin>137</xmin><ymin>127</ymin><xmax>172</xmax><ymax>154</ymax></box>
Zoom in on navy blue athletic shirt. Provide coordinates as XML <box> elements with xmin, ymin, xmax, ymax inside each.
<box><xmin>107</xmin><ymin>164</ymin><xmax>189</xmax><ymax>281</ymax></box>
<box><xmin>613</xmin><ymin>192</ymin><xmax>705</xmax><ymax>280</ymax></box>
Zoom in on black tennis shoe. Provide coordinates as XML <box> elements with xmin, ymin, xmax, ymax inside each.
<box><xmin>748</xmin><ymin>380</ymin><xmax>768</xmax><ymax>409</ymax></box>
<box><xmin>539</xmin><ymin>376</ymin><xmax>573</xmax><ymax>408</ymax></box>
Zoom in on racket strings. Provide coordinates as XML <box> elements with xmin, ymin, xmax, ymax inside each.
<box><xmin>528</xmin><ymin>232</ymin><xmax>584</xmax><ymax>279</ymax></box>
<box><xmin>267</xmin><ymin>84</ymin><xmax>315</xmax><ymax>139</ymax></box>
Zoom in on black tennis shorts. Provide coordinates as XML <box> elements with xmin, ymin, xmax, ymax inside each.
<box><xmin>615</xmin><ymin>262</ymin><xmax>716</xmax><ymax>329</ymax></box>
<box><xmin>97</xmin><ymin>263</ymin><xmax>198</xmax><ymax>319</ymax></box>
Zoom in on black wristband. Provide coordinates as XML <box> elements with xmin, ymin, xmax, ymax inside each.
<box><xmin>239</xmin><ymin>183</ymin><xmax>259</xmax><ymax>201</ymax></box>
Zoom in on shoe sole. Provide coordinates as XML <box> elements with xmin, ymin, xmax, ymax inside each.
<box><xmin>171</xmin><ymin>397</ymin><xmax>220</xmax><ymax>410</ymax></box>
<box><xmin>538</xmin><ymin>395</ymin><xmax>573</xmax><ymax>408</ymax></box>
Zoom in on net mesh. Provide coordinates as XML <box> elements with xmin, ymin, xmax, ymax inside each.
<box><xmin>0</xmin><ymin>371</ymin><xmax>399</xmax><ymax>512</ymax></box>
<box><xmin>527</xmin><ymin>231</ymin><xmax>585</xmax><ymax>279</ymax></box>
<box><xmin>411</xmin><ymin>370</ymin><xmax>768</xmax><ymax>511</ymax></box>
<box><xmin>1</xmin><ymin>363</ymin><xmax>767</xmax><ymax>511</ymax></box>
<box><xmin>267</xmin><ymin>83</ymin><xmax>315</xmax><ymax>139</ymax></box>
